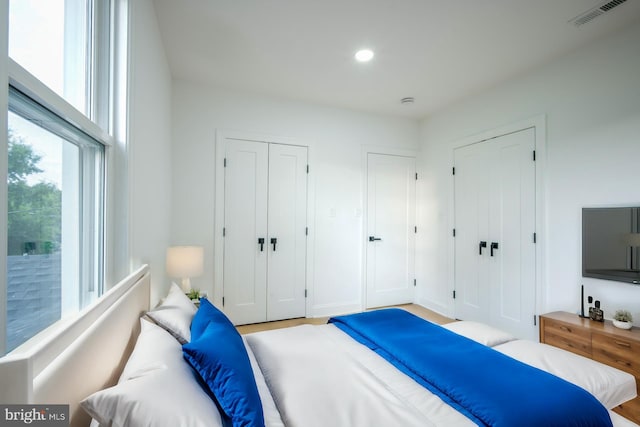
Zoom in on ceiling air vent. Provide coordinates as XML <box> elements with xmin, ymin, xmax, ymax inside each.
<box><xmin>569</xmin><ymin>0</ymin><xmax>628</xmax><ymax>27</ymax></box>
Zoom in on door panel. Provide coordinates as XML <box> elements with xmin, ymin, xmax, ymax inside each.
<box><xmin>488</xmin><ymin>128</ymin><xmax>536</xmax><ymax>339</ymax></box>
<box><xmin>267</xmin><ymin>144</ymin><xmax>308</xmax><ymax>321</ymax></box>
<box><xmin>454</xmin><ymin>143</ymin><xmax>491</xmax><ymax>323</ymax></box>
<box><xmin>223</xmin><ymin>140</ymin><xmax>268</xmax><ymax>325</ymax></box>
<box><xmin>366</xmin><ymin>153</ymin><xmax>416</xmax><ymax>308</ymax></box>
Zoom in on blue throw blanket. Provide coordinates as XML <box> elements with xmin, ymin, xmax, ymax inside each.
<box><xmin>329</xmin><ymin>309</ymin><xmax>612</xmax><ymax>427</ymax></box>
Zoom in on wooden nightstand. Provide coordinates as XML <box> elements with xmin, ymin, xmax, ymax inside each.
<box><xmin>539</xmin><ymin>311</ymin><xmax>640</xmax><ymax>423</ymax></box>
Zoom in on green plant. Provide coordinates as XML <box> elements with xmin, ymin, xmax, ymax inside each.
<box><xmin>614</xmin><ymin>310</ymin><xmax>633</xmax><ymax>322</ymax></box>
<box><xmin>186</xmin><ymin>289</ymin><xmax>201</xmax><ymax>300</ymax></box>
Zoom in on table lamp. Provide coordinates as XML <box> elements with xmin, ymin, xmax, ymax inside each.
<box><xmin>166</xmin><ymin>246</ymin><xmax>204</xmax><ymax>292</ymax></box>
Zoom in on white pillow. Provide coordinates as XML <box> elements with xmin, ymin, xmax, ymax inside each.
<box><xmin>494</xmin><ymin>339</ymin><xmax>637</xmax><ymax>410</ymax></box>
<box><xmin>118</xmin><ymin>318</ymin><xmax>174</xmax><ymax>382</ymax></box>
<box><xmin>441</xmin><ymin>321</ymin><xmax>515</xmax><ymax>347</ymax></box>
<box><xmin>81</xmin><ymin>319</ymin><xmax>223</xmax><ymax>427</ymax></box>
<box><xmin>146</xmin><ymin>282</ymin><xmax>197</xmax><ymax>343</ymax></box>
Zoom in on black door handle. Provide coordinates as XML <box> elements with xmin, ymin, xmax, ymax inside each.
<box><xmin>369</xmin><ymin>236</ymin><xmax>382</xmax><ymax>242</ymax></box>
<box><xmin>258</xmin><ymin>237</ymin><xmax>265</xmax><ymax>252</ymax></box>
<box><xmin>270</xmin><ymin>238</ymin><xmax>277</xmax><ymax>251</ymax></box>
<box><xmin>490</xmin><ymin>242</ymin><xmax>499</xmax><ymax>256</ymax></box>
<box><xmin>479</xmin><ymin>241</ymin><xmax>487</xmax><ymax>255</ymax></box>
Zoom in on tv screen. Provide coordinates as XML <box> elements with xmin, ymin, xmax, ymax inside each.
<box><xmin>582</xmin><ymin>207</ymin><xmax>640</xmax><ymax>284</ymax></box>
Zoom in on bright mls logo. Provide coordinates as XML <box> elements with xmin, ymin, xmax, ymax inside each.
<box><xmin>0</xmin><ymin>405</ymin><xmax>68</xmax><ymax>427</ymax></box>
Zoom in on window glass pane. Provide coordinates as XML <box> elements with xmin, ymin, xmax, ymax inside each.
<box><xmin>7</xmin><ymin>112</ymin><xmax>65</xmax><ymax>352</ymax></box>
<box><xmin>5</xmin><ymin>89</ymin><xmax>104</xmax><ymax>354</ymax></box>
<box><xmin>9</xmin><ymin>0</ymin><xmax>89</xmax><ymax>114</ymax></box>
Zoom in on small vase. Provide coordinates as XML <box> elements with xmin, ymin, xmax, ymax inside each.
<box><xmin>613</xmin><ymin>320</ymin><xmax>632</xmax><ymax>330</ymax></box>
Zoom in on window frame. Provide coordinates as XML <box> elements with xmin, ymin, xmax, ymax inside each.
<box><xmin>1</xmin><ymin>0</ymin><xmax>9</xmax><ymax>357</ymax></box>
<box><xmin>1</xmin><ymin>0</ymin><xmax>130</xmax><ymax>355</ymax></box>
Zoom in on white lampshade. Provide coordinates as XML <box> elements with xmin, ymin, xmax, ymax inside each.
<box><xmin>166</xmin><ymin>246</ymin><xmax>204</xmax><ymax>291</ymax></box>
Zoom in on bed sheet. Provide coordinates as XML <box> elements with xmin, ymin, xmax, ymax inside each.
<box><xmin>246</xmin><ymin>323</ymin><xmax>639</xmax><ymax>427</ymax></box>
<box><xmin>494</xmin><ymin>339</ymin><xmax>637</xmax><ymax>409</ymax></box>
<box><xmin>244</xmin><ymin>336</ymin><xmax>285</xmax><ymax>427</ymax></box>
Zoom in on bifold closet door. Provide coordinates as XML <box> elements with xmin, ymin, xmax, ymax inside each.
<box><xmin>223</xmin><ymin>140</ymin><xmax>268</xmax><ymax>325</ymax></box>
<box><xmin>267</xmin><ymin>144</ymin><xmax>308</xmax><ymax>321</ymax></box>
<box><xmin>223</xmin><ymin>139</ymin><xmax>308</xmax><ymax>325</ymax></box>
<box><xmin>454</xmin><ymin>128</ymin><xmax>536</xmax><ymax>339</ymax></box>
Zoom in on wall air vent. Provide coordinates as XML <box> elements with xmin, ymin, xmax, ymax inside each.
<box><xmin>569</xmin><ymin>0</ymin><xmax>628</xmax><ymax>27</ymax></box>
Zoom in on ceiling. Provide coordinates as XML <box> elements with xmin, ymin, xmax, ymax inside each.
<box><xmin>153</xmin><ymin>0</ymin><xmax>640</xmax><ymax>119</ymax></box>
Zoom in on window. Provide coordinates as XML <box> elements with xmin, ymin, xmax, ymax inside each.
<box><xmin>2</xmin><ymin>0</ymin><xmax>125</xmax><ymax>355</ymax></box>
<box><xmin>8</xmin><ymin>0</ymin><xmax>111</xmax><ymax>127</ymax></box>
<box><xmin>6</xmin><ymin>89</ymin><xmax>104</xmax><ymax>353</ymax></box>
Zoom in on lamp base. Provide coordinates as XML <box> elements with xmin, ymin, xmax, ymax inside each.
<box><xmin>180</xmin><ymin>277</ymin><xmax>192</xmax><ymax>293</ymax></box>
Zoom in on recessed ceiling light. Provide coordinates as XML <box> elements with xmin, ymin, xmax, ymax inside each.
<box><xmin>355</xmin><ymin>49</ymin><xmax>374</xmax><ymax>62</ymax></box>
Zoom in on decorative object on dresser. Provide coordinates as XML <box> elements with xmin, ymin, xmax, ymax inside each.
<box><xmin>540</xmin><ymin>311</ymin><xmax>640</xmax><ymax>424</ymax></box>
<box><xmin>613</xmin><ymin>310</ymin><xmax>634</xmax><ymax>330</ymax></box>
<box><xmin>590</xmin><ymin>300</ymin><xmax>605</xmax><ymax>322</ymax></box>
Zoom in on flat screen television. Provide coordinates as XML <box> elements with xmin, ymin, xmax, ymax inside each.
<box><xmin>582</xmin><ymin>207</ymin><xmax>640</xmax><ymax>285</ymax></box>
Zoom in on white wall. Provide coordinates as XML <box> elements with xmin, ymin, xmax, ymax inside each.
<box><xmin>128</xmin><ymin>0</ymin><xmax>173</xmax><ymax>304</ymax></box>
<box><xmin>171</xmin><ymin>82</ymin><xmax>419</xmax><ymax>316</ymax></box>
<box><xmin>417</xmin><ymin>22</ymin><xmax>640</xmax><ymax>324</ymax></box>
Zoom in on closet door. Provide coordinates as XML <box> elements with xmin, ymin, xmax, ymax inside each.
<box><xmin>454</xmin><ymin>128</ymin><xmax>536</xmax><ymax>339</ymax></box>
<box><xmin>267</xmin><ymin>144</ymin><xmax>308</xmax><ymax>321</ymax></box>
<box><xmin>487</xmin><ymin>128</ymin><xmax>536</xmax><ymax>339</ymax></box>
<box><xmin>453</xmin><ymin>143</ymin><xmax>491</xmax><ymax>323</ymax></box>
<box><xmin>223</xmin><ymin>140</ymin><xmax>269</xmax><ymax>325</ymax></box>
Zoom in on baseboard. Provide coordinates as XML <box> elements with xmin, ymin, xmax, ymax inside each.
<box><xmin>309</xmin><ymin>302</ymin><xmax>362</xmax><ymax>318</ymax></box>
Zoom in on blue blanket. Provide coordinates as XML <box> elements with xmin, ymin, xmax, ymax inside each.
<box><xmin>329</xmin><ymin>309</ymin><xmax>612</xmax><ymax>427</ymax></box>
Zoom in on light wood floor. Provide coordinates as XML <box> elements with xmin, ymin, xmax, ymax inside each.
<box><xmin>236</xmin><ymin>304</ymin><xmax>454</xmax><ymax>334</ymax></box>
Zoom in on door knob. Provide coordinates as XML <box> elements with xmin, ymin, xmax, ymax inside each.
<box><xmin>479</xmin><ymin>241</ymin><xmax>487</xmax><ymax>255</ymax></box>
<box><xmin>270</xmin><ymin>237</ymin><xmax>277</xmax><ymax>251</ymax></box>
<box><xmin>258</xmin><ymin>237</ymin><xmax>265</xmax><ymax>252</ymax></box>
<box><xmin>369</xmin><ymin>236</ymin><xmax>382</xmax><ymax>242</ymax></box>
<box><xmin>490</xmin><ymin>242</ymin><xmax>499</xmax><ymax>256</ymax></box>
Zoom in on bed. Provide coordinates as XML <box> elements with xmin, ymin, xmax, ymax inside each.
<box><xmin>1</xmin><ymin>267</ymin><xmax>638</xmax><ymax>427</ymax></box>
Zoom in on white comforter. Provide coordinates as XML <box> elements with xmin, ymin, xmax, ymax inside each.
<box><xmin>245</xmin><ymin>323</ymin><xmax>639</xmax><ymax>427</ymax></box>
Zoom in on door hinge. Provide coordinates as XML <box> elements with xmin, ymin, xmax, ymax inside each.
<box><xmin>223</xmin><ymin>227</ymin><xmax>226</xmax><ymax>237</ymax></box>
<box><xmin>532</xmin><ymin>150</ymin><xmax>536</xmax><ymax>161</ymax></box>
<box><xmin>305</xmin><ymin>227</ymin><xmax>308</xmax><ymax>236</ymax></box>
<box><xmin>414</xmin><ymin>279</ymin><xmax>417</xmax><ymax>287</ymax></box>
<box><xmin>453</xmin><ymin>290</ymin><xmax>456</xmax><ymax>299</ymax></box>
<box><xmin>222</xmin><ymin>296</ymin><xmax>225</xmax><ymax>307</ymax></box>
<box><xmin>414</xmin><ymin>226</ymin><xmax>417</xmax><ymax>233</ymax></box>
<box><xmin>306</xmin><ymin>164</ymin><xmax>309</xmax><ymax>173</ymax></box>
<box><xmin>533</xmin><ymin>232</ymin><xmax>537</xmax><ymax>243</ymax></box>
<box><xmin>415</xmin><ymin>172</ymin><xmax>418</xmax><ymax>180</ymax></box>
<box><xmin>453</xmin><ymin>228</ymin><xmax>456</xmax><ymax>237</ymax></box>
<box><xmin>452</xmin><ymin>167</ymin><xmax>455</xmax><ymax>175</ymax></box>
<box><xmin>534</xmin><ymin>315</ymin><xmax>537</xmax><ymax>326</ymax></box>
<box><xmin>224</xmin><ymin>158</ymin><xmax>227</xmax><ymax>167</ymax></box>
<box><xmin>305</xmin><ymin>289</ymin><xmax>308</xmax><ymax>298</ymax></box>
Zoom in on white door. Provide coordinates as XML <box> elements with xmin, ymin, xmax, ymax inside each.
<box><xmin>487</xmin><ymin>129</ymin><xmax>536</xmax><ymax>339</ymax></box>
<box><xmin>453</xmin><ymin>143</ymin><xmax>491</xmax><ymax>324</ymax></box>
<box><xmin>366</xmin><ymin>153</ymin><xmax>416</xmax><ymax>308</ymax></box>
<box><xmin>223</xmin><ymin>139</ymin><xmax>269</xmax><ymax>325</ymax></box>
<box><xmin>223</xmin><ymin>139</ymin><xmax>308</xmax><ymax>325</ymax></box>
<box><xmin>454</xmin><ymin>128</ymin><xmax>536</xmax><ymax>339</ymax></box>
<box><xmin>267</xmin><ymin>144</ymin><xmax>308</xmax><ymax>321</ymax></box>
